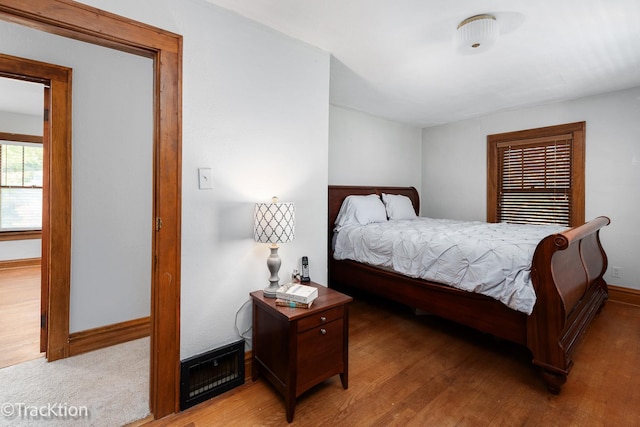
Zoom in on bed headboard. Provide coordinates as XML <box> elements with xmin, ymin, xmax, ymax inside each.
<box><xmin>328</xmin><ymin>185</ymin><xmax>420</xmax><ymax>235</ymax></box>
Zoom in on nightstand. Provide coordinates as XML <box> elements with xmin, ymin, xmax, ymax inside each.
<box><xmin>250</xmin><ymin>281</ymin><xmax>353</xmax><ymax>423</ymax></box>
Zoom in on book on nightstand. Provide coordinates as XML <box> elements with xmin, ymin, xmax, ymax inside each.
<box><xmin>275</xmin><ymin>298</ymin><xmax>314</xmax><ymax>309</ymax></box>
<box><xmin>276</xmin><ymin>282</ymin><xmax>318</xmax><ymax>304</ymax></box>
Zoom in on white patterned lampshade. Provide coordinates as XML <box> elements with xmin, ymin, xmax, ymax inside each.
<box><xmin>254</xmin><ymin>198</ymin><xmax>295</xmax><ymax>245</ymax></box>
<box><xmin>254</xmin><ymin>197</ymin><xmax>295</xmax><ymax>298</ymax></box>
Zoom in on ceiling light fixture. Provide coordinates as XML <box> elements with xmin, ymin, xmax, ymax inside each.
<box><xmin>456</xmin><ymin>14</ymin><xmax>498</xmax><ymax>54</ymax></box>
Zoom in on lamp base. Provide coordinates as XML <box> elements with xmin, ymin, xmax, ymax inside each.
<box><xmin>263</xmin><ymin>286</ymin><xmax>278</xmax><ymax>299</ymax></box>
<box><xmin>263</xmin><ymin>245</ymin><xmax>281</xmax><ymax>299</ymax></box>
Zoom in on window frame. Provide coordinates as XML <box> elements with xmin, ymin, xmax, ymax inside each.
<box><xmin>0</xmin><ymin>131</ymin><xmax>43</xmax><ymax>240</ymax></box>
<box><xmin>487</xmin><ymin>122</ymin><xmax>585</xmax><ymax>227</ymax></box>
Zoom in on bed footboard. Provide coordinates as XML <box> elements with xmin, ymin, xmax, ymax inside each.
<box><xmin>527</xmin><ymin>216</ymin><xmax>610</xmax><ymax>393</ymax></box>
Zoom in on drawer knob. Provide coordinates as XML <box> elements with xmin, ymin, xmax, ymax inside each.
<box><xmin>320</xmin><ymin>316</ymin><xmax>327</xmax><ymax>322</ymax></box>
<box><xmin>320</xmin><ymin>328</ymin><xmax>327</xmax><ymax>335</ymax></box>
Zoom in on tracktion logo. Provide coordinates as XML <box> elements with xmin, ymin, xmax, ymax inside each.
<box><xmin>1</xmin><ymin>402</ymin><xmax>90</xmax><ymax>421</ymax></box>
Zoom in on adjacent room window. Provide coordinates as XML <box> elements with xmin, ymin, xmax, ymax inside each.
<box><xmin>0</xmin><ymin>138</ymin><xmax>43</xmax><ymax>231</ymax></box>
<box><xmin>487</xmin><ymin>122</ymin><xmax>585</xmax><ymax>227</ymax></box>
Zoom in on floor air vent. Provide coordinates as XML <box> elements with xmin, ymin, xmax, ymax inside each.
<box><xmin>180</xmin><ymin>340</ymin><xmax>245</xmax><ymax>410</ymax></box>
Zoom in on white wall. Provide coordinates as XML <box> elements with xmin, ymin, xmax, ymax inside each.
<box><xmin>329</xmin><ymin>106</ymin><xmax>422</xmax><ymax>191</ymax></box>
<box><xmin>0</xmin><ymin>239</ymin><xmax>39</xmax><ymax>261</ymax></box>
<box><xmin>0</xmin><ymin>110</ymin><xmax>41</xmax><ymax>134</ymax></box>
<box><xmin>178</xmin><ymin>1</ymin><xmax>329</xmax><ymax>359</ymax></box>
<box><xmin>0</xmin><ymin>21</ymin><xmax>153</xmax><ymax>332</ymax></box>
<box><xmin>0</xmin><ymin>110</ymin><xmax>42</xmax><ymax>261</ymax></box>
<box><xmin>422</xmin><ymin>87</ymin><xmax>640</xmax><ymax>290</ymax></box>
<box><xmin>74</xmin><ymin>0</ymin><xmax>331</xmax><ymax>359</ymax></box>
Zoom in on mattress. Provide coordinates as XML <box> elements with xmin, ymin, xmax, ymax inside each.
<box><xmin>333</xmin><ymin>217</ymin><xmax>566</xmax><ymax>314</ymax></box>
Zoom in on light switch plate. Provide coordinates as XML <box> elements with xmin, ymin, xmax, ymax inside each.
<box><xmin>198</xmin><ymin>168</ymin><xmax>213</xmax><ymax>189</ymax></box>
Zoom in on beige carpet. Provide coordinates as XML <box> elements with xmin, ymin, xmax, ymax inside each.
<box><xmin>0</xmin><ymin>337</ymin><xmax>149</xmax><ymax>427</ymax></box>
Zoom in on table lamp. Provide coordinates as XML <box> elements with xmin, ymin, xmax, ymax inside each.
<box><xmin>254</xmin><ymin>197</ymin><xmax>295</xmax><ymax>298</ymax></box>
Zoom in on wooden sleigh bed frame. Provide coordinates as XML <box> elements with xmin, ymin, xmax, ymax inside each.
<box><xmin>328</xmin><ymin>185</ymin><xmax>610</xmax><ymax>393</ymax></box>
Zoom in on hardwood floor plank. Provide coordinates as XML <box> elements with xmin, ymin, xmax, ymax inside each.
<box><xmin>142</xmin><ymin>295</ymin><xmax>640</xmax><ymax>426</ymax></box>
<box><xmin>0</xmin><ymin>266</ymin><xmax>43</xmax><ymax>368</ymax></box>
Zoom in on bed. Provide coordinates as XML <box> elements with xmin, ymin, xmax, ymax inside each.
<box><xmin>328</xmin><ymin>185</ymin><xmax>610</xmax><ymax>393</ymax></box>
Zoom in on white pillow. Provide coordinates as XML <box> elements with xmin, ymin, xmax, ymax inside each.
<box><xmin>381</xmin><ymin>193</ymin><xmax>417</xmax><ymax>220</ymax></box>
<box><xmin>334</xmin><ymin>194</ymin><xmax>387</xmax><ymax>230</ymax></box>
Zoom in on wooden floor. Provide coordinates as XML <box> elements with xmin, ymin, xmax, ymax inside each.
<box><xmin>0</xmin><ymin>266</ymin><xmax>43</xmax><ymax>369</ymax></box>
<box><xmin>143</xmin><ymin>293</ymin><xmax>640</xmax><ymax>427</ymax></box>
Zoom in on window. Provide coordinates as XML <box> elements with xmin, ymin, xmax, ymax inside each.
<box><xmin>487</xmin><ymin>122</ymin><xmax>585</xmax><ymax>227</ymax></box>
<box><xmin>0</xmin><ymin>136</ymin><xmax>43</xmax><ymax>232</ymax></box>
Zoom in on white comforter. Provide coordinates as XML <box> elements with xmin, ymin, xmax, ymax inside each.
<box><xmin>333</xmin><ymin>218</ymin><xmax>566</xmax><ymax>314</ymax></box>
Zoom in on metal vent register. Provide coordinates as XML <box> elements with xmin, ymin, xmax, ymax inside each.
<box><xmin>180</xmin><ymin>340</ymin><xmax>244</xmax><ymax>410</ymax></box>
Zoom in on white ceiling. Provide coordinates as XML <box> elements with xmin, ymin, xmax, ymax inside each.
<box><xmin>204</xmin><ymin>0</ymin><xmax>640</xmax><ymax>127</ymax></box>
<box><xmin>2</xmin><ymin>1</ymin><xmax>639</xmax><ymax>128</ymax></box>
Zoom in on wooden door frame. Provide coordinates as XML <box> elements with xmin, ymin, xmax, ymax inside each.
<box><xmin>41</xmin><ymin>84</ymin><xmax>51</xmax><ymax>354</ymax></box>
<box><xmin>0</xmin><ymin>57</ymin><xmax>70</xmax><ymax>358</ymax></box>
<box><xmin>0</xmin><ymin>0</ymin><xmax>182</xmax><ymax>419</ymax></box>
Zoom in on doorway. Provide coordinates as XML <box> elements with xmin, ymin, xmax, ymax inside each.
<box><xmin>0</xmin><ymin>53</ymin><xmax>72</xmax><ymax>364</ymax></box>
<box><xmin>0</xmin><ymin>1</ymin><xmax>183</xmax><ymax>418</ymax></box>
<box><xmin>0</xmin><ymin>61</ymin><xmax>64</xmax><ymax>360</ymax></box>
<box><xmin>0</xmin><ymin>75</ymin><xmax>46</xmax><ymax>368</ymax></box>
<box><xmin>1</xmin><ymin>33</ymin><xmax>154</xmax><ymax>368</ymax></box>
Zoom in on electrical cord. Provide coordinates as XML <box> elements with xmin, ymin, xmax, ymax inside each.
<box><xmin>234</xmin><ymin>298</ymin><xmax>252</xmax><ymax>345</ymax></box>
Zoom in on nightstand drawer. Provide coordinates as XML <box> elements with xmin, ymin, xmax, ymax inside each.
<box><xmin>296</xmin><ymin>319</ymin><xmax>344</xmax><ymax>393</ymax></box>
<box><xmin>297</xmin><ymin>306</ymin><xmax>344</xmax><ymax>333</ymax></box>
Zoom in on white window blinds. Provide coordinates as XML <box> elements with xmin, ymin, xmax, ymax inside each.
<box><xmin>0</xmin><ymin>141</ymin><xmax>43</xmax><ymax>231</ymax></box>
